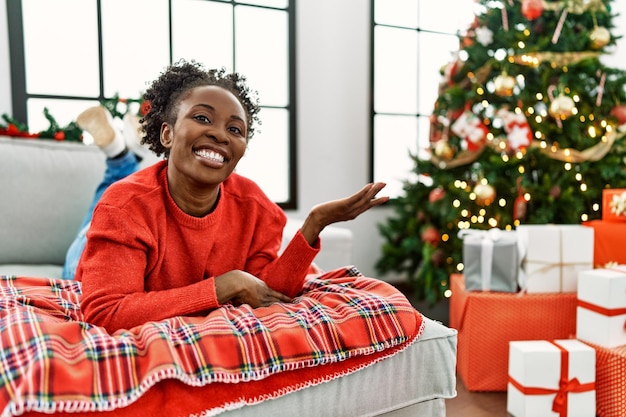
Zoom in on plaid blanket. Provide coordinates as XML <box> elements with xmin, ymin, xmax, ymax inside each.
<box><xmin>0</xmin><ymin>267</ymin><xmax>422</xmax><ymax>417</ymax></box>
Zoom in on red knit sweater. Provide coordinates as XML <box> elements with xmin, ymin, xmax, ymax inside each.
<box><xmin>76</xmin><ymin>161</ymin><xmax>320</xmax><ymax>332</ymax></box>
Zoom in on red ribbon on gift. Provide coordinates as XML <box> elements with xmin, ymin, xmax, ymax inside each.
<box><xmin>508</xmin><ymin>341</ymin><xmax>595</xmax><ymax>417</ymax></box>
<box><xmin>578</xmin><ymin>299</ymin><xmax>626</xmax><ymax>330</ymax></box>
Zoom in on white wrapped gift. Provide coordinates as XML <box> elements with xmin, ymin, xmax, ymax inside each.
<box><xmin>517</xmin><ymin>225</ymin><xmax>594</xmax><ymax>293</ymax></box>
<box><xmin>507</xmin><ymin>339</ymin><xmax>596</xmax><ymax>417</ymax></box>
<box><xmin>576</xmin><ymin>266</ymin><xmax>626</xmax><ymax>348</ymax></box>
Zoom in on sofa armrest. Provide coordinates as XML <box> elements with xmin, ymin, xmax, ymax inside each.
<box><xmin>0</xmin><ymin>137</ymin><xmax>106</xmax><ymax>266</ymax></box>
<box><xmin>281</xmin><ymin>218</ymin><xmax>353</xmax><ymax>271</ymax></box>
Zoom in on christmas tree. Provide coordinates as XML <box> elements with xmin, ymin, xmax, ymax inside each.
<box><xmin>376</xmin><ymin>0</ymin><xmax>626</xmax><ymax>305</ymax></box>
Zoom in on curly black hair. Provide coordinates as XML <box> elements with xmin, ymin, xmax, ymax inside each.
<box><xmin>141</xmin><ymin>59</ymin><xmax>261</xmax><ymax>158</ymax></box>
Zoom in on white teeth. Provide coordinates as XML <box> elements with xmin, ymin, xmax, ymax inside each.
<box><xmin>195</xmin><ymin>149</ymin><xmax>225</xmax><ymax>163</ymax></box>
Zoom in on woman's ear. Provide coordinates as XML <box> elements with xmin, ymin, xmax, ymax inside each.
<box><xmin>160</xmin><ymin>123</ymin><xmax>173</xmax><ymax>148</ymax></box>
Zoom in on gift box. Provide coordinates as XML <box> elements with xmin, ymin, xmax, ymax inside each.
<box><xmin>459</xmin><ymin>228</ymin><xmax>520</xmax><ymax>292</ymax></box>
<box><xmin>576</xmin><ymin>267</ymin><xmax>626</xmax><ymax>348</ymax></box>
<box><xmin>581</xmin><ymin>342</ymin><xmax>626</xmax><ymax>417</ymax></box>
<box><xmin>449</xmin><ymin>273</ymin><xmax>577</xmax><ymax>391</ymax></box>
<box><xmin>602</xmin><ymin>188</ymin><xmax>626</xmax><ymax>222</ymax></box>
<box><xmin>507</xmin><ymin>339</ymin><xmax>596</xmax><ymax>417</ymax></box>
<box><xmin>582</xmin><ymin>220</ymin><xmax>626</xmax><ymax>267</ymax></box>
<box><xmin>517</xmin><ymin>225</ymin><xmax>594</xmax><ymax>293</ymax></box>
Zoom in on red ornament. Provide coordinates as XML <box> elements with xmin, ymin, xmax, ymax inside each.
<box><xmin>429</xmin><ymin>187</ymin><xmax>446</xmax><ymax>203</ymax></box>
<box><xmin>521</xmin><ymin>0</ymin><xmax>543</xmax><ymax>20</ymax></box>
<box><xmin>497</xmin><ymin>108</ymin><xmax>532</xmax><ymax>151</ymax></box>
<box><xmin>451</xmin><ymin>111</ymin><xmax>488</xmax><ymax>152</ymax></box>
<box><xmin>54</xmin><ymin>131</ymin><xmax>65</xmax><ymax>141</ymax></box>
<box><xmin>421</xmin><ymin>226</ymin><xmax>440</xmax><ymax>247</ymax></box>
<box><xmin>514</xmin><ymin>195</ymin><xmax>527</xmax><ymax>221</ymax></box>
<box><xmin>610</xmin><ymin>104</ymin><xmax>626</xmax><ymax>125</ymax></box>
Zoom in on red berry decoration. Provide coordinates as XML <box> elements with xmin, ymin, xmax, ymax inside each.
<box><xmin>521</xmin><ymin>0</ymin><xmax>543</xmax><ymax>20</ymax></box>
<box><xmin>610</xmin><ymin>104</ymin><xmax>626</xmax><ymax>125</ymax></box>
<box><xmin>54</xmin><ymin>131</ymin><xmax>65</xmax><ymax>141</ymax></box>
<box><xmin>140</xmin><ymin>100</ymin><xmax>152</xmax><ymax>116</ymax></box>
<box><xmin>7</xmin><ymin>123</ymin><xmax>19</xmax><ymax>135</ymax></box>
<box><xmin>421</xmin><ymin>226</ymin><xmax>441</xmax><ymax>247</ymax></box>
<box><xmin>429</xmin><ymin>187</ymin><xmax>446</xmax><ymax>203</ymax></box>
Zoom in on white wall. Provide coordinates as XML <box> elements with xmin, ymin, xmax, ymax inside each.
<box><xmin>291</xmin><ymin>0</ymin><xmax>393</xmax><ymax>279</ymax></box>
<box><xmin>1</xmin><ymin>0</ymin><xmax>625</xmax><ymax>281</ymax></box>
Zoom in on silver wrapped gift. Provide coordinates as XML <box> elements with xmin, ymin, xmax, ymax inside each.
<box><xmin>460</xmin><ymin>228</ymin><xmax>520</xmax><ymax>292</ymax></box>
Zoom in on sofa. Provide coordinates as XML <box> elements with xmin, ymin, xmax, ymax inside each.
<box><xmin>0</xmin><ymin>135</ymin><xmax>457</xmax><ymax>417</ymax></box>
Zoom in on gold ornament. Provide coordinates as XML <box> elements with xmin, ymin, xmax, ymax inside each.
<box><xmin>549</xmin><ymin>94</ymin><xmax>576</xmax><ymax>119</ymax></box>
<box><xmin>494</xmin><ymin>73</ymin><xmax>516</xmax><ymax>96</ymax></box>
<box><xmin>589</xmin><ymin>26</ymin><xmax>610</xmax><ymax>49</ymax></box>
<box><xmin>473</xmin><ymin>183</ymin><xmax>496</xmax><ymax>206</ymax></box>
<box><xmin>433</xmin><ymin>140</ymin><xmax>454</xmax><ymax>161</ymax></box>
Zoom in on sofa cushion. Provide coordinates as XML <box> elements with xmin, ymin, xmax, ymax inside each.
<box><xmin>0</xmin><ymin>264</ymin><xmax>63</xmax><ymax>279</ymax></box>
<box><xmin>0</xmin><ymin>136</ymin><xmax>105</xmax><ymax>266</ymax></box>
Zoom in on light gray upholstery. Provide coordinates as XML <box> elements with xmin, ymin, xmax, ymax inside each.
<box><xmin>220</xmin><ymin>317</ymin><xmax>457</xmax><ymax>417</ymax></box>
<box><xmin>0</xmin><ymin>137</ymin><xmax>105</xmax><ymax>268</ymax></box>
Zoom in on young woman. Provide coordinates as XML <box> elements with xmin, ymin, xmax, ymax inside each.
<box><xmin>75</xmin><ymin>60</ymin><xmax>388</xmax><ymax>333</ymax></box>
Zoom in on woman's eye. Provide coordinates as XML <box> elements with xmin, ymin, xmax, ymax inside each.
<box><xmin>194</xmin><ymin>115</ymin><xmax>210</xmax><ymax>123</ymax></box>
<box><xmin>229</xmin><ymin>126</ymin><xmax>243</xmax><ymax>135</ymax></box>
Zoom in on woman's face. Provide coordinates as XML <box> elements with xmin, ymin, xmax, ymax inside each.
<box><xmin>160</xmin><ymin>85</ymin><xmax>248</xmax><ymax>191</ymax></box>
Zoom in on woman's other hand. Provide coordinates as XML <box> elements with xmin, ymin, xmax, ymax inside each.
<box><xmin>300</xmin><ymin>182</ymin><xmax>389</xmax><ymax>246</ymax></box>
<box><xmin>215</xmin><ymin>270</ymin><xmax>292</xmax><ymax>307</ymax></box>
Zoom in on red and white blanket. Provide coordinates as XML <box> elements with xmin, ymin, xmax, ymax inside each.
<box><xmin>0</xmin><ymin>266</ymin><xmax>423</xmax><ymax>417</ymax></box>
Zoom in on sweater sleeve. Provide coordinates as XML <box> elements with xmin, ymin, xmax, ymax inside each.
<box><xmin>77</xmin><ymin>204</ymin><xmax>221</xmax><ymax>333</ymax></box>
<box><xmin>266</xmin><ymin>230</ymin><xmax>320</xmax><ymax>296</ymax></box>
<box><xmin>243</xmin><ymin>210</ymin><xmax>320</xmax><ymax>298</ymax></box>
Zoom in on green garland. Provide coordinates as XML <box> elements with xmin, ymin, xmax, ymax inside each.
<box><xmin>0</xmin><ymin>95</ymin><xmax>146</xmax><ymax>142</ymax></box>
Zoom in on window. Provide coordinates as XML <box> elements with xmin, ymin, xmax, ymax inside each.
<box><xmin>7</xmin><ymin>0</ymin><xmax>297</xmax><ymax>208</ymax></box>
<box><xmin>371</xmin><ymin>0</ymin><xmax>475</xmax><ymax>198</ymax></box>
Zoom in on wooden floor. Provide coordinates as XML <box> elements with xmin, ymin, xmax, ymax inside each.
<box><xmin>445</xmin><ymin>377</ymin><xmax>508</xmax><ymax>416</ymax></box>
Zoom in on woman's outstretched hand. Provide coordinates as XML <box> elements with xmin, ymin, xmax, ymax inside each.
<box><xmin>215</xmin><ymin>270</ymin><xmax>292</xmax><ymax>307</ymax></box>
<box><xmin>300</xmin><ymin>182</ymin><xmax>389</xmax><ymax>246</ymax></box>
